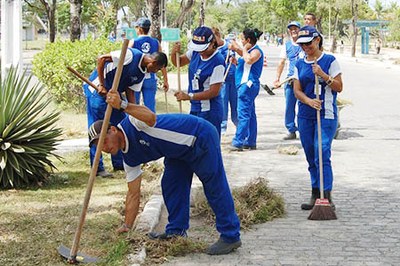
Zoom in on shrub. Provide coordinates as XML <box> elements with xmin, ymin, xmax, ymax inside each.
<box><xmin>0</xmin><ymin>68</ymin><xmax>63</xmax><ymax>189</ymax></box>
<box><xmin>32</xmin><ymin>37</ymin><xmax>120</xmax><ymax>112</ymax></box>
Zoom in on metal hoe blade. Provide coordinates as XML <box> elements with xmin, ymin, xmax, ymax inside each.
<box><xmin>58</xmin><ymin>245</ymin><xmax>98</xmax><ymax>264</ymax></box>
<box><xmin>261</xmin><ymin>84</ymin><xmax>275</xmax><ymax>95</ymax></box>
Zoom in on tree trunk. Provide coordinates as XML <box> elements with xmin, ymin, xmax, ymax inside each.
<box><xmin>48</xmin><ymin>0</ymin><xmax>56</xmax><ymax>42</ymax></box>
<box><xmin>171</xmin><ymin>0</ymin><xmax>195</xmax><ymax>29</ymax></box>
<box><xmin>351</xmin><ymin>0</ymin><xmax>358</xmax><ymax>57</ymax></box>
<box><xmin>147</xmin><ymin>0</ymin><xmax>162</xmax><ymax>41</ymax></box>
<box><xmin>39</xmin><ymin>0</ymin><xmax>56</xmax><ymax>43</ymax></box>
<box><xmin>199</xmin><ymin>0</ymin><xmax>205</xmax><ymax>26</ymax></box>
<box><xmin>329</xmin><ymin>10</ymin><xmax>340</xmax><ymax>53</ymax></box>
<box><xmin>69</xmin><ymin>0</ymin><xmax>83</xmax><ymax>42</ymax></box>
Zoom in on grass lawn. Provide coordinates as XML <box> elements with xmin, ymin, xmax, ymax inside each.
<box><xmin>0</xmin><ymin>89</ymin><xmax>189</xmax><ymax>265</ymax></box>
<box><xmin>0</xmin><ymin>151</ymin><xmax>162</xmax><ymax>266</ymax></box>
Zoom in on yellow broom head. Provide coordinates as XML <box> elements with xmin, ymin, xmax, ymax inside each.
<box><xmin>308</xmin><ymin>199</ymin><xmax>337</xmax><ymax>220</ymax></box>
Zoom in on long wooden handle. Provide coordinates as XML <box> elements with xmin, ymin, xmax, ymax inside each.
<box><xmin>69</xmin><ymin>39</ymin><xmax>130</xmax><ymax>259</ymax></box>
<box><xmin>164</xmin><ymin>91</ymin><xmax>169</xmax><ymax>113</ymax></box>
<box><xmin>223</xmin><ymin>61</ymin><xmax>232</xmax><ymax>82</ymax></box>
<box><xmin>176</xmin><ymin>52</ymin><xmax>182</xmax><ymax>113</ymax></box>
<box><xmin>67</xmin><ymin>66</ymin><xmax>98</xmax><ymax>91</ymax></box>
<box><xmin>277</xmin><ymin>76</ymin><xmax>294</xmax><ymax>88</ymax></box>
<box><xmin>314</xmin><ymin>60</ymin><xmax>324</xmax><ymax>199</ymax></box>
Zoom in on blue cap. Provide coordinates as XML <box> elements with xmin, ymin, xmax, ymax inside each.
<box><xmin>188</xmin><ymin>26</ymin><xmax>214</xmax><ymax>52</ymax></box>
<box><xmin>134</xmin><ymin>17</ymin><xmax>151</xmax><ymax>28</ymax></box>
<box><xmin>296</xmin><ymin>26</ymin><xmax>320</xmax><ymax>43</ymax></box>
<box><xmin>287</xmin><ymin>21</ymin><xmax>301</xmax><ymax>29</ymax></box>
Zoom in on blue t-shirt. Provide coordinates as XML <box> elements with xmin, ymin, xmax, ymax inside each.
<box><xmin>103</xmin><ymin>48</ymin><xmax>146</xmax><ymax>93</ymax></box>
<box><xmin>294</xmin><ymin>53</ymin><xmax>342</xmax><ymax>120</ymax></box>
<box><xmin>285</xmin><ymin>41</ymin><xmax>303</xmax><ymax>77</ymax></box>
<box><xmin>186</xmin><ymin>49</ymin><xmax>225</xmax><ymax>113</ymax></box>
<box><xmin>133</xmin><ymin>35</ymin><xmax>159</xmax><ymax>80</ymax></box>
<box><xmin>118</xmin><ymin>114</ymin><xmax>210</xmax><ymax>167</ymax></box>
<box><xmin>235</xmin><ymin>45</ymin><xmax>264</xmax><ymax>88</ymax></box>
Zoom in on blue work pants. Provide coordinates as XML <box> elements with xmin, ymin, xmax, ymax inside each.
<box><xmin>161</xmin><ymin>122</ymin><xmax>240</xmax><ymax>243</ymax></box>
<box><xmin>232</xmin><ymin>83</ymin><xmax>259</xmax><ymax>147</ymax></box>
<box><xmin>298</xmin><ymin>117</ymin><xmax>337</xmax><ymax>191</ymax></box>
<box><xmin>221</xmin><ymin>78</ymin><xmax>238</xmax><ymax>132</ymax></box>
<box><xmin>85</xmin><ymin>89</ymin><xmax>125</xmax><ymax>171</ymax></box>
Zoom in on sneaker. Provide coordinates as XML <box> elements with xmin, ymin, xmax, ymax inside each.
<box><xmin>147</xmin><ymin>231</ymin><xmax>187</xmax><ymax>240</ymax></box>
<box><xmin>113</xmin><ymin>166</ymin><xmax>124</xmax><ymax>171</ymax></box>
<box><xmin>96</xmin><ymin>170</ymin><xmax>113</xmax><ymax>178</ymax></box>
<box><xmin>283</xmin><ymin>132</ymin><xmax>296</xmax><ymax>140</ymax></box>
<box><xmin>206</xmin><ymin>238</ymin><xmax>242</xmax><ymax>255</ymax></box>
<box><xmin>229</xmin><ymin>145</ymin><xmax>243</xmax><ymax>152</ymax></box>
<box><xmin>243</xmin><ymin>145</ymin><xmax>257</xmax><ymax>150</ymax></box>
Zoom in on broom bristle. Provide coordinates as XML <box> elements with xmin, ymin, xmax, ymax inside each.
<box><xmin>308</xmin><ymin>198</ymin><xmax>337</xmax><ymax>220</ymax></box>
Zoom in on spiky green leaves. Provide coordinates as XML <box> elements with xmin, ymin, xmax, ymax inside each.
<box><xmin>0</xmin><ymin>67</ymin><xmax>62</xmax><ymax>188</ymax></box>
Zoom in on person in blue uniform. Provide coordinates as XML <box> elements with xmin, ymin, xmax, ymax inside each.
<box><xmin>129</xmin><ymin>17</ymin><xmax>169</xmax><ymax>112</ymax></box>
<box><xmin>171</xmin><ymin>26</ymin><xmax>225</xmax><ymax>139</ymax></box>
<box><xmin>84</xmin><ymin>48</ymin><xmax>167</xmax><ymax>177</ymax></box>
<box><xmin>293</xmin><ymin>26</ymin><xmax>343</xmax><ymax>210</ymax></box>
<box><xmin>212</xmin><ymin>27</ymin><xmax>238</xmax><ymax>135</ymax></box>
<box><xmin>89</xmin><ymin>90</ymin><xmax>242</xmax><ymax>255</ymax></box>
<box><xmin>229</xmin><ymin>28</ymin><xmax>264</xmax><ymax>151</ymax></box>
<box><xmin>274</xmin><ymin>21</ymin><xmax>303</xmax><ymax>140</ymax></box>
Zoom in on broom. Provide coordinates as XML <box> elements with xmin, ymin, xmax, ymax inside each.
<box><xmin>308</xmin><ymin>60</ymin><xmax>337</xmax><ymax>221</ymax></box>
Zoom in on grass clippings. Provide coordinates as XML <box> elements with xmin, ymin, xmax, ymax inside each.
<box><xmin>277</xmin><ymin>145</ymin><xmax>300</xmax><ymax>155</ymax></box>
<box><xmin>124</xmin><ymin>231</ymin><xmax>207</xmax><ymax>266</ymax></box>
<box><xmin>192</xmin><ymin>177</ymin><xmax>285</xmax><ymax>230</ymax></box>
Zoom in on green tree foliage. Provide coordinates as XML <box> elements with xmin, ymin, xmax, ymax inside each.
<box><xmin>32</xmin><ymin>37</ymin><xmax>120</xmax><ymax>111</ymax></box>
<box><xmin>388</xmin><ymin>6</ymin><xmax>400</xmax><ymax>43</ymax></box>
<box><xmin>0</xmin><ymin>68</ymin><xmax>62</xmax><ymax>189</ymax></box>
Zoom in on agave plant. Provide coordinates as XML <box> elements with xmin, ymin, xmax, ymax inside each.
<box><xmin>0</xmin><ymin>67</ymin><xmax>62</xmax><ymax>189</ymax></box>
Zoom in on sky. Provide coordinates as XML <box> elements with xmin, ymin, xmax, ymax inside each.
<box><xmin>369</xmin><ymin>0</ymin><xmax>400</xmax><ymax>7</ymax></box>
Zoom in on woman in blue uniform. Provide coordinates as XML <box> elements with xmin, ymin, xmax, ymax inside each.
<box><xmin>171</xmin><ymin>26</ymin><xmax>225</xmax><ymax>139</ymax></box>
<box><xmin>129</xmin><ymin>17</ymin><xmax>169</xmax><ymax>112</ymax></box>
<box><xmin>212</xmin><ymin>27</ymin><xmax>238</xmax><ymax>135</ymax></box>
<box><xmin>89</xmin><ymin>90</ymin><xmax>242</xmax><ymax>255</ymax></box>
<box><xmin>229</xmin><ymin>28</ymin><xmax>264</xmax><ymax>151</ymax></box>
<box><xmin>293</xmin><ymin>26</ymin><xmax>343</xmax><ymax>210</ymax></box>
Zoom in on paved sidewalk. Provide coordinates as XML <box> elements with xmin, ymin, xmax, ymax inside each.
<box><xmin>160</xmin><ymin>48</ymin><xmax>400</xmax><ymax>265</ymax></box>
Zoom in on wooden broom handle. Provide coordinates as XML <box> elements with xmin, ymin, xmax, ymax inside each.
<box><xmin>314</xmin><ymin>59</ymin><xmax>324</xmax><ymax>199</ymax></box>
<box><xmin>176</xmin><ymin>52</ymin><xmax>182</xmax><ymax>113</ymax></box>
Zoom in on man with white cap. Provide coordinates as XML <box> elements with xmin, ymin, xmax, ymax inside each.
<box><xmin>89</xmin><ymin>90</ymin><xmax>242</xmax><ymax>255</ymax></box>
<box><xmin>274</xmin><ymin>21</ymin><xmax>303</xmax><ymax>140</ymax></box>
<box><xmin>171</xmin><ymin>26</ymin><xmax>225</xmax><ymax>139</ymax></box>
<box><xmin>129</xmin><ymin>17</ymin><xmax>169</xmax><ymax>112</ymax></box>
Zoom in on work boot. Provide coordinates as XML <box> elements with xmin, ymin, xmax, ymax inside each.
<box><xmin>301</xmin><ymin>188</ymin><xmax>320</xmax><ymax>210</ymax></box>
<box><xmin>324</xmin><ymin>190</ymin><xmax>336</xmax><ymax>211</ymax></box>
<box><xmin>243</xmin><ymin>145</ymin><xmax>257</xmax><ymax>150</ymax></box>
<box><xmin>283</xmin><ymin>132</ymin><xmax>296</xmax><ymax>140</ymax></box>
<box><xmin>147</xmin><ymin>230</ymin><xmax>187</xmax><ymax>240</ymax></box>
<box><xmin>229</xmin><ymin>145</ymin><xmax>243</xmax><ymax>152</ymax></box>
<box><xmin>96</xmin><ymin>170</ymin><xmax>113</xmax><ymax>178</ymax></box>
<box><xmin>206</xmin><ymin>238</ymin><xmax>242</xmax><ymax>255</ymax></box>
